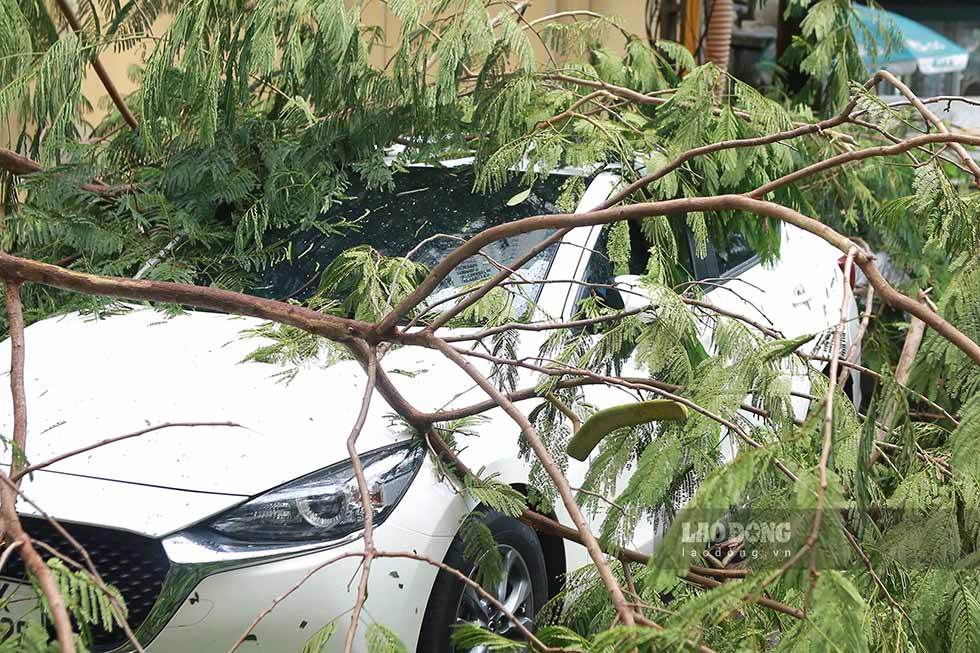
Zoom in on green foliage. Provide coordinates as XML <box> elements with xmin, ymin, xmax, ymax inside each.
<box><xmin>0</xmin><ymin>620</ymin><xmax>60</xmax><ymax>653</ymax></box>
<box><xmin>647</xmin><ymin>446</ymin><xmax>775</xmax><ymax>580</ymax></box>
<box><xmin>47</xmin><ymin>559</ymin><xmax>126</xmax><ymax>634</ymax></box>
<box><xmin>299</xmin><ymin>620</ymin><xmax>336</xmax><ymax>653</ymax></box>
<box><xmin>487</xmin><ymin>328</ymin><xmax>520</xmax><ymax>392</ymax></box>
<box><xmin>239</xmin><ymin>302</ymin><xmax>351</xmax><ymax>383</ymax></box>
<box><xmin>451</xmin><ymin>623</ymin><xmax>523</xmax><ymax>652</ymax></box>
<box><xmin>5</xmin><ymin>2</ymin><xmax>980</xmax><ymax>652</ymax></box>
<box><xmin>950</xmin><ymin>580</ymin><xmax>980</xmax><ymax>653</ymax></box>
<box><xmin>458</xmin><ymin>513</ymin><xmax>503</xmax><ymax>587</ymax></box>
<box><xmin>317</xmin><ymin>245</ymin><xmax>429</xmax><ymax>322</ymax></box>
<box><xmin>463</xmin><ymin>471</ymin><xmax>527</xmax><ymax>518</ymax></box>
<box><xmin>606</xmin><ymin>220</ymin><xmax>630</xmax><ymax>275</ymax></box>
<box><xmin>0</xmin><ymin>558</ymin><xmax>132</xmax><ymax>651</ymax></box>
<box><xmin>595</xmin><ymin>430</ymin><xmax>686</xmax><ymax>550</ymax></box>
<box><xmin>914</xmin><ymin>257</ymin><xmax>980</xmax><ymax>405</ymax></box>
<box><xmin>783</xmin><ymin>0</ymin><xmax>886</xmax><ymax>111</ymax></box>
<box><xmin>365</xmin><ymin>622</ymin><xmax>406</xmax><ymax>653</ymax></box>
<box><xmin>782</xmin><ymin>571</ymin><xmax>869</xmax><ymax>652</ymax></box>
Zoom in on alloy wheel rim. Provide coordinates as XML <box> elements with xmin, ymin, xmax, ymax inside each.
<box><xmin>454</xmin><ymin>544</ymin><xmax>534</xmax><ymax>652</ymax></box>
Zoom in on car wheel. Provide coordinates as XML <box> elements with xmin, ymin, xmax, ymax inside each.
<box><xmin>417</xmin><ymin>509</ymin><xmax>548</xmax><ymax>653</ymax></box>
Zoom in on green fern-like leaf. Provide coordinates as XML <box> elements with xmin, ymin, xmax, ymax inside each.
<box><xmin>366</xmin><ymin>622</ymin><xmax>406</xmax><ymax>653</ymax></box>
<box><xmin>300</xmin><ymin>620</ymin><xmax>337</xmax><ymax>653</ymax></box>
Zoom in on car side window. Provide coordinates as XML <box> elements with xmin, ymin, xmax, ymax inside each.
<box><xmin>710</xmin><ymin>230</ymin><xmax>756</xmax><ymax>276</ymax></box>
<box><xmin>574</xmin><ymin>218</ymin><xmax>692</xmax><ymax>312</ymax></box>
<box><xmin>574</xmin><ymin>218</ymin><xmax>688</xmax><ymax>315</ymax></box>
<box><xmin>693</xmin><ymin>228</ymin><xmax>757</xmax><ymax>280</ymax></box>
<box><xmin>576</xmin><ymin>225</ymin><xmax>625</xmax><ymax>312</ymax></box>
<box><xmin>572</xmin><ymin>214</ymin><xmax>760</xmax><ymax>317</ymax></box>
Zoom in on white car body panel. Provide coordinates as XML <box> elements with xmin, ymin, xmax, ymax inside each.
<box><xmin>152</xmin><ymin>524</ymin><xmax>453</xmax><ymax>653</ymax></box>
<box><xmin>17</xmin><ymin>470</ymin><xmax>245</xmax><ymax>538</ymax></box>
<box><xmin>0</xmin><ymin>169</ymin><xmax>859</xmax><ymax>652</ymax></box>
<box><xmin>535</xmin><ymin>172</ymin><xmax>619</xmax><ymax>321</ymax></box>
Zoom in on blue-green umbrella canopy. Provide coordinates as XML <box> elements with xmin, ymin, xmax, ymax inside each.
<box><xmin>853</xmin><ymin>5</ymin><xmax>969</xmax><ymax>75</ymax></box>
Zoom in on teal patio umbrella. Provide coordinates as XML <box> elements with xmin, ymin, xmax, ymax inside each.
<box><xmin>852</xmin><ymin>4</ymin><xmax>969</xmax><ymax>75</ymax></box>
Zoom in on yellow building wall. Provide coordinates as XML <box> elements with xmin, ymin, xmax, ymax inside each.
<box><xmin>77</xmin><ymin>13</ymin><xmax>174</xmax><ymax>131</ymax></box>
<box><xmin>357</xmin><ymin>0</ymin><xmax>650</xmax><ymax>72</ymax></box>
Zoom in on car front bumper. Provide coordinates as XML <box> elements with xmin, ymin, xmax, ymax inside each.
<box><xmin>0</xmin><ymin>460</ymin><xmax>468</xmax><ymax>653</ymax></box>
<box><xmin>140</xmin><ymin>522</ymin><xmax>454</xmax><ymax>653</ymax></box>
<box><xmin>136</xmin><ymin>458</ymin><xmax>470</xmax><ymax>653</ymax></box>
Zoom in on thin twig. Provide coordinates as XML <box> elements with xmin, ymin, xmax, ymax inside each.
<box><xmin>343</xmin><ymin>348</ymin><xmax>378</xmax><ymax>653</ymax></box>
<box><xmin>12</xmin><ymin>421</ymin><xmax>242</xmax><ymax>481</ymax></box>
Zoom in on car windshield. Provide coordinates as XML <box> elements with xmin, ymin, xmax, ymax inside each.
<box><xmin>253</xmin><ymin>167</ymin><xmax>571</xmax><ymax>317</ymax></box>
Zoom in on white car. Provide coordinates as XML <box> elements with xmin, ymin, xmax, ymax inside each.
<box><xmin>0</xmin><ymin>166</ymin><xmax>860</xmax><ymax>652</ymax></box>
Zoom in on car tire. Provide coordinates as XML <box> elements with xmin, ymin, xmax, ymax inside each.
<box><xmin>417</xmin><ymin>509</ymin><xmax>549</xmax><ymax>653</ymax></box>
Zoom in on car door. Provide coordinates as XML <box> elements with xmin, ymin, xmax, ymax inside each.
<box><xmin>555</xmin><ymin>215</ymin><xmax>799</xmax><ymax>554</ymax></box>
<box><xmin>559</xmin><ymin>211</ymin><xmax>858</xmax><ymax>556</ymax></box>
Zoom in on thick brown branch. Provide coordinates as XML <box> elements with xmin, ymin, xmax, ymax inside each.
<box><xmin>0</xmin><ymin>146</ymin><xmax>129</xmax><ymax>195</ymax></box>
<box><xmin>814</xmin><ymin>251</ymin><xmax>855</xmax><ymax>572</ymax></box>
<box><xmin>876</xmin><ymin>70</ymin><xmax>980</xmax><ymax>187</ymax></box>
<box><xmin>427</xmin><ymin>336</ymin><xmax>636</xmax><ymax>625</ymax></box>
<box><xmin>387</xmin><ymin>192</ymin><xmax>979</xmax><ymax>366</ymax></box>
<box><xmin>0</xmin><ymin>285</ymin><xmax>75</xmax><ymax>651</ymax></box>
<box><xmin>0</xmin><ymin>251</ymin><xmax>368</xmax><ymax>343</ymax></box>
<box><xmin>0</xmin><ymin>147</ymin><xmax>43</xmax><ymax>176</ymax></box>
<box><xmin>3</xmin><ymin>282</ymin><xmax>27</xmax><ymax>480</ymax></box>
<box><xmin>749</xmin><ymin>132</ymin><xmax>980</xmax><ymax>199</ymax></box>
<box><xmin>867</xmin><ymin>293</ymin><xmax>928</xmax><ymax>467</ymax></box>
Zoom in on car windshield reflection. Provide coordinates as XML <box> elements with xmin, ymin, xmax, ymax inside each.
<box><xmin>252</xmin><ymin>167</ymin><xmax>571</xmax><ymax>318</ymax></box>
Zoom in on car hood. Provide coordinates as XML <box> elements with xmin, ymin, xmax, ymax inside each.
<box><xmin>0</xmin><ymin>309</ymin><xmax>494</xmax><ymax>535</ymax></box>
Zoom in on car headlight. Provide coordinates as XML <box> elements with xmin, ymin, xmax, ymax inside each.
<box><xmin>204</xmin><ymin>440</ymin><xmax>425</xmax><ymax>543</ymax></box>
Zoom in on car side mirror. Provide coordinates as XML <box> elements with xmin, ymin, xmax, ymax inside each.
<box><xmin>613</xmin><ymin>274</ymin><xmax>660</xmax><ymax>322</ymax></box>
<box><xmin>613</xmin><ymin>274</ymin><xmax>646</xmax><ymax>308</ymax></box>
<box><xmin>592</xmin><ymin>285</ymin><xmax>625</xmax><ymax>310</ymax></box>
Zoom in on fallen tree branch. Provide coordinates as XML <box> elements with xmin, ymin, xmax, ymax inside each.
<box><xmin>53</xmin><ymin>0</ymin><xmax>139</xmax><ymax>130</ymax></box>
<box><xmin>0</xmin><ymin>252</ymin><xmax>368</xmax><ymax>344</ymax></box>
<box><xmin>0</xmin><ymin>146</ymin><xmax>131</xmax><ymax>195</ymax></box>
<box><xmin>0</xmin><ymin>282</ymin><xmax>75</xmax><ymax>653</ymax></box>
<box><xmin>4</xmin><ymin>281</ymin><xmax>27</xmax><ymax>481</ymax></box>
<box><xmin>876</xmin><ymin>69</ymin><xmax>980</xmax><ymax>187</ymax></box>
<box><xmin>867</xmin><ymin>292</ymin><xmax>929</xmax><ymax>467</ymax></box>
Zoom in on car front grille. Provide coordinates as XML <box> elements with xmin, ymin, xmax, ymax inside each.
<box><xmin>2</xmin><ymin>515</ymin><xmax>171</xmax><ymax>652</ymax></box>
